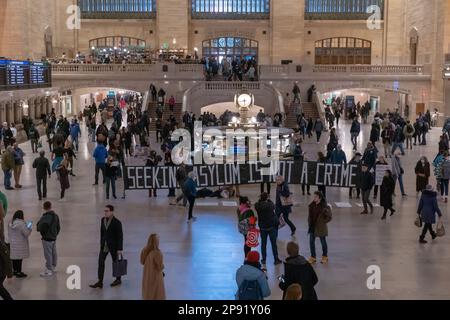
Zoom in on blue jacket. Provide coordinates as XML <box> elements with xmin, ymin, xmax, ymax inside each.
<box><xmin>418</xmin><ymin>190</ymin><xmax>442</xmax><ymax>224</ymax></box>
<box><xmin>70</xmin><ymin>123</ymin><xmax>81</xmax><ymax>139</ymax></box>
<box><xmin>184</xmin><ymin>177</ymin><xmax>197</xmax><ymax>198</ymax></box>
<box><xmin>93</xmin><ymin>145</ymin><xmax>108</xmax><ymax>164</ymax></box>
<box><xmin>330</xmin><ymin>150</ymin><xmax>347</xmax><ymax>165</ymax></box>
<box><xmin>235</xmin><ymin>264</ymin><xmax>271</xmax><ymax>300</ymax></box>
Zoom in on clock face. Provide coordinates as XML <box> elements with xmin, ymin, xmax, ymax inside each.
<box><xmin>237</xmin><ymin>94</ymin><xmax>252</xmax><ymax>108</ymax></box>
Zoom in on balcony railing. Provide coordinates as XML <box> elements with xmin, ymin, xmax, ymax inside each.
<box><xmin>204</xmin><ymin>82</ymin><xmax>261</xmax><ymax>91</ymax></box>
<box><xmin>312</xmin><ymin>65</ymin><xmax>425</xmax><ymax>74</ymax></box>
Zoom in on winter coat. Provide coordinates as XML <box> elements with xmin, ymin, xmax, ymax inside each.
<box><xmin>308</xmin><ymin>201</ymin><xmax>332</xmax><ymax>238</ymax></box>
<box><xmin>57</xmin><ymin>165</ymin><xmax>70</xmax><ymax>190</ymax></box>
<box><xmin>1</xmin><ymin>150</ymin><xmax>15</xmax><ymax>171</ymax></box>
<box><xmin>184</xmin><ymin>177</ymin><xmax>198</xmax><ymax>198</ymax></box>
<box><xmin>403</xmin><ymin>123</ymin><xmax>415</xmax><ymax>137</ymax></box>
<box><xmin>141</xmin><ymin>249</ymin><xmax>166</xmax><ymax>300</ymax></box>
<box><xmin>276</xmin><ymin>182</ymin><xmax>292</xmax><ymax>215</ymax></box>
<box><xmin>100</xmin><ymin>216</ymin><xmax>123</xmax><ymax>253</ymax></box>
<box><xmin>8</xmin><ymin>219</ymin><xmax>31</xmax><ymax>260</ymax></box>
<box><xmin>37</xmin><ymin>211</ymin><xmax>60</xmax><ymax>241</ymax></box>
<box><xmin>360</xmin><ymin>171</ymin><xmax>374</xmax><ymax>191</ymax></box>
<box><xmin>433</xmin><ymin>154</ymin><xmax>445</xmax><ymax>179</ymax></box>
<box><xmin>362</xmin><ymin>147</ymin><xmax>378</xmax><ymax>170</ymax></box>
<box><xmin>370</xmin><ymin>125</ymin><xmax>380</xmax><ymax>142</ymax></box>
<box><xmin>279</xmin><ymin>255</ymin><xmax>318</xmax><ymax>300</ymax></box>
<box><xmin>235</xmin><ymin>263</ymin><xmax>271</xmax><ymax>299</ymax></box>
<box><xmin>313</xmin><ymin>120</ymin><xmax>324</xmax><ymax>132</ymax></box>
<box><xmin>0</xmin><ymin>239</ymin><xmax>13</xmax><ymax>278</ymax></box>
<box><xmin>415</xmin><ymin>161</ymin><xmax>430</xmax><ymax>192</ymax></box>
<box><xmin>330</xmin><ymin>150</ymin><xmax>347</xmax><ymax>164</ymax></box>
<box><xmin>350</xmin><ymin>121</ymin><xmax>360</xmax><ymax>134</ymax></box>
<box><xmin>254</xmin><ymin>200</ymin><xmax>278</xmax><ymax>231</ymax></box>
<box><xmin>417</xmin><ymin>190</ymin><xmax>442</xmax><ymax>224</ymax></box>
<box><xmin>380</xmin><ymin>176</ymin><xmax>395</xmax><ymax>209</ymax></box>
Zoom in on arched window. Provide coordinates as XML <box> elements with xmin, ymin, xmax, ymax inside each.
<box><xmin>315</xmin><ymin>37</ymin><xmax>372</xmax><ymax>65</ymax></box>
<box><xmin>202</xmin><ymin>37</ymin><xmax>258</xmax><ymax>63</ymax></box>
<box><xmin>78</xmin><ymin>0</ymin><xmax>156</xmax><ymax>19</ymax></box>
<box><xmin>305</xmin><ymin>0</ymin><xmax>384</xmax><ymax>20</ymax></box>
<box><xmin>89</xmin><ymin>36</ymin><xmax>148</xmax><ymax>63</ymax></box>
<box><xmin>409</xmin><ymin>28</ymin><xmax>419</xmax><ymax>65</ymax></box>
<box><xmin>192</xmin><ymin>0</ymin><xmax>270</xmax><ymax>19</ymax></box>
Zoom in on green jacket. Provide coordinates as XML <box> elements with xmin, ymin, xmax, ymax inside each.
<box><xmin>0</xmin><ymin>239</ymin><xmax>13</xmax><ymax>278</ymax></box>
<box><xmin>1</xmin><ymin>151</ymin><xmax>15</xmax><ymax>171</ymax></box>
<box><xmin>0</xmin><ymin>191</ymin><xmax>7</xmax><ymax>218</ymax></box>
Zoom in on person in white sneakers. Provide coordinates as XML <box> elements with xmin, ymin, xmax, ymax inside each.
<box><xmin>36</xmin><ymin>202</ymin><xmax>60</xmax><ymax>277</ymax></box>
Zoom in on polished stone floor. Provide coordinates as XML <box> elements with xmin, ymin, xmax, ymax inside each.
<box><xmin>2</xmin><ymin>118</ymin><xmax>450</xmax><ymax>300</ymax></box>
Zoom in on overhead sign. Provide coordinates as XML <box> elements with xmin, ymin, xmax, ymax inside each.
<box><xmin>124</xmin><ymin>161</ymin><xmax>362</xmax><ymax>190</ymax></box>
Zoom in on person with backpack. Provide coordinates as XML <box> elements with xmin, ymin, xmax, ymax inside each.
<box><xmin>350</xmin><ymin>118</ymin><xmax>361</xmax><ymax>151</ymax></box>
<box><xmin>403</xmin><ymin>121</ymin><xmax>415</xmax><ymax>150</ymax></box>
<box><xmin>391</xmin><ymin>125</ymin><xmax>406</xmax><ymax>156</ymax></box>
<box><xmin>439</xmin><ymin>153</ymin><xmax>450</xmax><ymax>203</ymax></box>
<box><xmin>308</xmin><ymin>191</ymin><xmax>332</xmax><ymax>264</ymax></box>
<box><xmin>237</xmin><ymin>196</ymin><xmax>258</xmax><ymax>259</ymax></box>
<box><xmin>255</xmin><ymin>193</ymin><xmax>282</xmax><ymax>267</ymax></box>
<box><xmin>29</xmin><ymin>124</ymin><xmax>40</xmax><ymax>154</ymax></box>
<box><xmin>276</xmin><ymin>176</ymin><xmax>296</xmax><ymax>236</ymax></box>
<box><xmin>235</xmin><ymin>251</ymin><xmax>271</xmax><ymax>300</ymax></box>
<box><xmin>36</xmin><ymin>201</ymin><xmax>60</xmax><ymax>277</ymax></box>
<box><xmin>279</xmin><ymin>241</ymin><xmax>318</xmax><ymax>300</ymax></box>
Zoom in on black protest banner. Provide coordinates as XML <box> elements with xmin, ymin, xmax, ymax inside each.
<box><xmin>124</xmin><ymin>161</ymin><xmax>360</xmax><ymax>190</ymax></box>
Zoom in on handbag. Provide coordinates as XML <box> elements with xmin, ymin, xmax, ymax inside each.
<box><xmin>414</xmin><ymin>216</ymin><xmax>422</xmax><ymax>228</ymax></box>
<box><xmin>436</xmin><ymin>221</ymin><xmax>446</xmax><ymax>237</ymax></box>
<box><xmin>113</xmin><ymin>255</ymin><xmax>128</xmax><ymax>278</ymax></box>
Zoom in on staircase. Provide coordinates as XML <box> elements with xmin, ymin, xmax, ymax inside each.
<box><xmin>147</xmin><ymin>102</ymin><xmax>184</xmax><ymax>131</ymax></box>
<box><xmin>284</xmin><ymin>102</ymin><xmax>320</xmax><ymax>129</ymax></box>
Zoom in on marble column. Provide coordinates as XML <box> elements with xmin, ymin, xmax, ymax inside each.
<box><xmin>6</xmin><ymin>102</ymin><xmax>13</xmax><ymax>124</ymax></box>
<box><xmin>28</xmin><ymin>98</ymin><xmax>35</xmax><ymax>120</ymax></box>
<box><xmin>0</xmin><ymin>102</ymin><xmax>6</xmax><ymax>124</ymax></box>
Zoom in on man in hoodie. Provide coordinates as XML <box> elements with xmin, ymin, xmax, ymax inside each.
<box><xmin>279</xmin><ymin>241</ymin><xmax>318</xmax><ymax>300</ymax></box>
<box><xmin>36</xmin><ymin>202</ymin><xmax>60</xmax><ymax>277</ymax></box>
<box><xmin>255</xmin><ymin>193</ymin><xmax>282</xmax><ymax>267</ymax></box>
<box><xmin>93</xmin><ymin>143</ymin><xmax>108</xmax><ymax>185</ymax></box>
<box><xmin>330</xmin><ymin>145</ymin><xmax>347</xmax><ymax>165</ymax></box>
<box><xmin>236</xmin><ymin>251</ymin><xmax>271</xmax><ymax>300</ymax></box>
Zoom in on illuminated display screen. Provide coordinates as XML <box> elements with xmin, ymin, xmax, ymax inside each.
<box><xmin>0</xmin><ymin>60</ymin><xmax>51</xmax><ymax>91</ymax></box>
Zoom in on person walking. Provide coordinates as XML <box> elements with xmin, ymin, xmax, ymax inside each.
<box><xmin>313</xmin><ymin>118</ymin><xmax>324</xmax><ymax>143</ymax></box>
<box><xmin>56</xmin><ymin>157</ymin><xmax>70</xmax><ymax>201</ymax></box>
<box><xmin>184</xmin><ymin>172</ymin><xmax>198</xmax><ymax>223</ymax></box>
<box><xmin>415</xmin><ymin>157</ymin><xmax>430</xmax><ymax>195</ymax></box>
<box><xmin>237</xmin><ymin>196</ymin><xmax>258</xmax><ymax>259</ymax></box>
<box><xmin>8</xmin><ymin>210</ymin><xmax>32</xmax><ymax>277</ymax></box>
<box><xmin>36</xmin><ymin>201</ymin><xmax>60</xmax><ymax>277</ymax></box>
<box><xmin>1</xmin><ymin>146</ymin><xmax>15</xmax><ymax>190</ymax></box>
<box><xmin>307</xmin><ymin>191</ymin><xmax>332</xmax><ymax>265</ymax></box>
<box><xmin>0</xmin><ymin>237</ymin><xmax>13</xmax><ymax>300</ymax></box>
<box><xmin>70</xmin><ymin>119</ymin><xmax>81</xmax><ymax>151</ymax></box>
<box><xmin>90</xmin><ymin>205</ymin><xmax>123</xmax><ymax>289</ymax></box>
<box><xmin>403</xmin><ymin>121</ymin><xmax>415</xmax><ymax>150</ymax></box>
<box><xmin>380</xmin><ymin>170</ymin><xmax>396</xmax><ymax>220</ymax></box>
<box><xmin>417</xmin><ymin>185</ymin><xmax>442</xmax><ymax>244</ymax></box>
<box><xmin>392</xmin><ymin>150</ymin><xmax>407</xmax><ymax>197</ymax></box>
<box><xmin>93</xmin><ymin>142</ymin><xmax>108</xmax><ymax>186</ymax></box>
<box><xmin>278</xmin><ymin>241</ymin><xmax>318</xmax><ymax>300</ymax></box>
<box><xmin>292</xmin><ymin>83</ymin><xmax>301</xmax><ymax>104</ymax></box>
<box><xmin>439</xmin><ymin>153</ymin><xmax>450</xmax><ymax>203</ymax></box>
<box><xmin>381</xmin><ymin>125</ymin><xmax>393</xmax><ymax>158</ymax></box>
<box><xmin>32</xmin><ymin>151</ymin><xmax>51</xmax><ymax>201</ymax></box>
<box><xmin>140</xmin><ymin>234</ymin><xmax>166</xmax><ymax>300</ymax></box>
<box><xmin>235</xmin><ymin>251</ymin><xmax>271</xmax><ymax>300</ymax></box>
<box><xmin>0</xmin><ymin>191</ymin><xmax>7</xmax><ymax>242</ymax></box>
<box><xmin>171</xmin><ymin>163</ymin><xmax>187</xmax><ymax>206</ymax></box>
<box><xmin>373</xmin><ymin>155</ymin><xmax>388</xmax><ymax>200</ymax></box>
<box><xmin>29</xmin><ymin>124</ymin><xmax>40</xmax><ymax>154</ymax></box>
<box><xmin>360</xmin><ymin>164</ymin><xmax>374</xmax><ymax>215</ymax></box>
<box><xmin>105</xmin><ymin>156</ymin><xmax>118</xmax><ymax>200</ymax></box>
<box><xmin>254</xmin><ymin>193</ymin><xmax>282</xmax><ymax>266</ymax></box>
<box><xmin>350</xmin><ymin>118</ymin><xmax>361</xmax><ymax>151</ymax></box>
<box><xmin>276</xmin><ymin>176</ymin><xmax>296</xmax><ymax>236</ymax></box>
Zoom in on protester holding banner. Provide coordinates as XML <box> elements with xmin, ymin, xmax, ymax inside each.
<box><xmin>348</xmin><ymin>153</ymin><xmax>362</xmax><ymax>199</ymax></box>
<box><xmin>362</xmin><ymin>142</ymin><xmax>378</xmax><ymax>171</ymax></box>
<box><xmin>237</xmin><ymin>196</ymin><xmax>257</xmax><ymax>258</ymax></box>
<box><xmin>374</xmin><ymin>156</ymin><xmax>389</xmax><ymax>200</ymax></box>
<box><xmin>276</xmin><ymin>176</ymin><xmax>296</xmax><ymax>237</ymax></box>
<box><xmin>380</xmin><ymin>170</ymin><xmax>396</xmax><ymax>220</ymax></box>
<box><xmin>317</xmin><ymin>152</ymin><xmax>328</xmax><ymax>199</ymax></box>
<box><xmin>415</xmin><ymin>157</ymin><xmax>430</xmax><ymax>195</ymax></box>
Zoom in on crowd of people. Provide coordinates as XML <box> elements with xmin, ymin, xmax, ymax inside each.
<box><xmin>203</xmin><ymin>57</ymin><xmax>258</xmax><ymax>82</ymax></box>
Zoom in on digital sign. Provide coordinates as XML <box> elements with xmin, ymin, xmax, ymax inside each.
<box><xmin>0</xmin><ymin>59</ymin><xmax>51</xmax><ymax>91</ymax></box>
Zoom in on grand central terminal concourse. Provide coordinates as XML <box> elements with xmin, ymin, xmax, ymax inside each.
<box><xmin>2</xmin><ymin>0</ymin><xmax>450</xmax><ymax>307</ymax></box>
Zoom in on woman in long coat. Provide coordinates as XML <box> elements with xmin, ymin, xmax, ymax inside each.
<box><xmin>141</xmin><ymin>234</ymin><xmax>166</xmax><ymax>300</ymax></box>
<box><xmin>380</xmin><ymin>170</ymin><xmax>396</xmax><ymax>220</ymax></box>
<box><xmin>8</xmin><ymin>210</ymin><xmax>32</xmax><ymax>277</ymax></box>
<box><xmin>415</xmin><ymin>157</ymin><xmax>431</xmax><ymax>194</ymax></box>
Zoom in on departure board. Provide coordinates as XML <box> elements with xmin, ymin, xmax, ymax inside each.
<box><xmin>0</xmin><ymin>60</ymin><xmax>6</xmax><ymax>87</ymax></box>
<box><xmin>0</xmin><ymin>60</ymin><xmax>51</xmax><ymax>91</ymax></box>
<box><xmin>6</xmin><ymin>60</ymin><xmax>30</xmax><ymax>87</ymax></box>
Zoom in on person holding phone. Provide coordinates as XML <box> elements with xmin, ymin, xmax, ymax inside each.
<box><xmin>7</xmin><ymin>210</ymin><xmax>32</xmax><ymax>278</ymax></box>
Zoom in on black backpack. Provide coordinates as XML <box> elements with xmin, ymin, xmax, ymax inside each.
<box><xmin>238</xmin><ymin>280</ymin><xmax>263</xmax><ymax>300</ymax></box>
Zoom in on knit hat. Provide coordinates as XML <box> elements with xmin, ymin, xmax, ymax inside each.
<box><xmin>246</xmin><ymin>251</ymin><xmax>260</xmax><ymax>263</ymax></box>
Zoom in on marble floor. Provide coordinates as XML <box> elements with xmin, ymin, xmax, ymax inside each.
<box><xmin>2</xmin><ymin>118</ymin><xmax>450</xmax><ymax>300</ymax></box>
